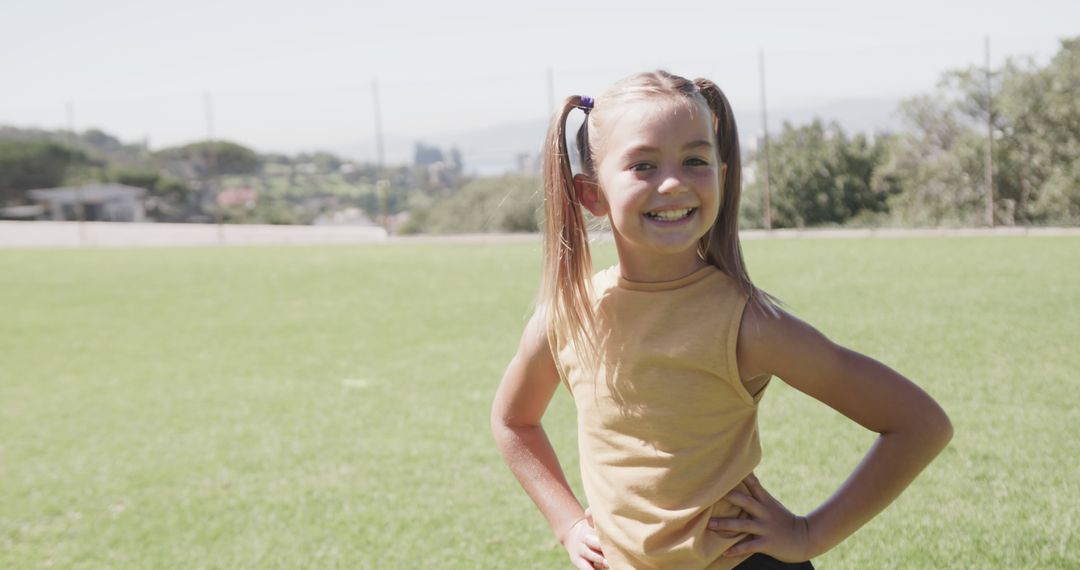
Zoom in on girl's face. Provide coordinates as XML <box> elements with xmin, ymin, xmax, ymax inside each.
<box><xmin>580</xmin><ymin>98</ymin><xmax>723</xmax><ymax>280</ymax></box>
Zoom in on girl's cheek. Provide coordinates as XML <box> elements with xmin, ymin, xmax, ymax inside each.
<box><xmin>687</xmin><ymin>168</ymin><xmax>718</xmax><ymax>181</ymax></box>
<box><xmin>615</xmin><ymin>177</ymin><xmax>651</xmax><ymax>193</ymax></box>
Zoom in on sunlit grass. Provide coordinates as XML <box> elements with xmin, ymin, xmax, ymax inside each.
<box><xmin>1</xmin><ymin>237</ymin><xmax>1076</xmax><ymax>568</ymax></box>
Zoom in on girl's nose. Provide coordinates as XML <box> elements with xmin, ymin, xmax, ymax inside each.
<box><xmin>657</xmin><ymin>175</ymin><xmax>688</xmax><ymax>195</ymax></box>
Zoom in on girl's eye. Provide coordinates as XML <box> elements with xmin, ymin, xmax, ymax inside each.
<box><xmin>685</xmin><ymin>157</ymin><xmax>709</xmax><ymax>166</ymax></box>
<box><xmin>630</xmin><ymin>163</ymin><xmax>655</xmax><ymax>172</ymax></box>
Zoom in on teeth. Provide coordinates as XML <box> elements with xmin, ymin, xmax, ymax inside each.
<box><xmin>647</xmin><ymin>208</ymin><xmax>694</xmax><ymax>221</ymax></box>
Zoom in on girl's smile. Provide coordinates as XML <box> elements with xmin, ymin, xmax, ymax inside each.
<box><xmin>644</xmin><ymin>206</ymin><xmax>697</xmax><ymax>222</ymax></box>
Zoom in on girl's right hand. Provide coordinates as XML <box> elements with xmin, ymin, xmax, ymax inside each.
<box><xmin>562</xmin><ymin>508</ymin><xmax>609</xmax><ymax>569</ymax></box>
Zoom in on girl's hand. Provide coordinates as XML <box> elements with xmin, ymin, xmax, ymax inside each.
<box><xmin>562</xmin><ymin>508</ymin><xmax>609</xmax><ymax>569</ymax></box>
<box><xmin>707</xmin><ymin>473</ymin><xmax>813</xmax><ymax>563</ymax></box>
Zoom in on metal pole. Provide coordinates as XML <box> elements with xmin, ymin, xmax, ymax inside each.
<box><xmin>372</xmin><ymin>79</ymin><xmax>385</xmax><ymax>169</ymax></box>
<box><xmin>204</xmin><ymin>91</ymin><xmax>222</xmax><ymax>242</ymax></box>
<box><xmin>984</xmin><ymin>36</ymin><xmax>994</xmax><ymax>227</ymax></box>
<box><xmin>758</xmin><ymin>49</ymin><xmax>772</xmax><ymax>231</ymax></box>
<box><xmin>546</xmin><ymin>66</ymin><xmax>555</xmax><ymax>118</ymax></box>
<box><xmin>66</xmin><ymin>100</ymin><xmax>87</xmax><ymax>245</ymax></box>
<box><xmin>372</xmin><ymin>80</ymin><xmax>388</xmax><ymax>232</ymax></box>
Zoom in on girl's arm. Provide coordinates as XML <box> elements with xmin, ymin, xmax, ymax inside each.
<box><xmin>491</xmin><ymin>310</ymin><xmax>608</xmax><ymax>570</ymax></box>
<box><xmin>711</xmin><ymin>305</ymin><xmax>953</xmax><ymax>561</ymax></box>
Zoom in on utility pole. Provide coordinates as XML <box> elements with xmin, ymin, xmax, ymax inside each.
<box><xmin>546</xmin><ymin>66</ymin><xmax>555</xmax><ymax>118</ymax></box>
<box><xmin>372</xmin><ymin>79</ymin><xmax>385</xmax><ymax>169</ymax></box>
<box><xmin>758</xmin><ymin>49</ymin><xmax>772</xmax><ymax>231</ymax></box>
<box><xmin>371</xmin><ymin>79</ymin><xmax>388</xmax><ymax>233</ymax></box>
<box><xmin>983</xmin><ymin>36</ymin><xmax>995</xmax><ymax>227</ymax></box>
<box><xmin>67</xmin><ymin>100</ymin><xmax>87</xmax><ymax>245</ymax></box>
<box><xmin>204</xmin><ymin>90</ymin><xmax>222</xmax><ymax>242</ymax></box>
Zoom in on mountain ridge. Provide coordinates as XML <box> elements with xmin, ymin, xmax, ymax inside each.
<box><xmin>327</xmin><ymin>97</ymin><xmax>905</xmax><ymax>175</ymax></box>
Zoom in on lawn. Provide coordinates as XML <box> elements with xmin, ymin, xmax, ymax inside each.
<box><xmin>1</xmin><ymin>237</ymin><xmax>1077</xmax><ymax>568</ymax></box>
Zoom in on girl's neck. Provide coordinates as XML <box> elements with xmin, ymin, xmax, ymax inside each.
<box><xmin>614</xmin><ymin>246</ymin><xmax>709</xmax><ymax>283</ymax></box>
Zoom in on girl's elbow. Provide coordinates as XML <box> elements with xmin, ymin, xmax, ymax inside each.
<box><xmin>489</xmin><ymin>404</ymin><xmax>525</xmax><ymax>443</ymax></box>
<box><xmin>938</xmin><ymin>410</ymin><xmax>954</xmax><ymax>447</ymax></box>
<box><xmin>894</xmin><ymin>398</ymin><xmax>952</xmax><ymax>453</ymax></box>
<box><xmin>490</xmin><ymin>404</ymin><xmax>510</xmax><ymax>440</ymax></box>
<box><xmin>924</xmin><ymin>404</ymin><xmax>954</xmax><ymax>452</ymax></box>
<box><xmin>491</xmin><ymin>414</ymin><xmax>515</xmax><ymax>453</ymax></box>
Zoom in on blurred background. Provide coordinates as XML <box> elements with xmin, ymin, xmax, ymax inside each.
<box><xmin>2</xmin><ymin>3</ymin><xmax>1079</xmax><ymax>568</ymax></box>
<box><xmin>1</xmin><ymin>0</ymin><xmax>1078</xmax><ymax>234</ymax></box>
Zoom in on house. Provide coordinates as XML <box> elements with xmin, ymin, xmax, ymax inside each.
<box><xmin>29</xmin><ymin>183</ymin><xmax>147</xmax><ymax>222</ymax></box>
<box><xmin>216</xmin><ymin>187</ymin><xmax>257</xmax><ymax>209</ymax></box>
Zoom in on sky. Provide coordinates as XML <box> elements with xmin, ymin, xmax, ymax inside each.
<box><xmin>2</xmin><ymin>0</ymin><xmax>1077</xmax><ymax>163</ymax></box>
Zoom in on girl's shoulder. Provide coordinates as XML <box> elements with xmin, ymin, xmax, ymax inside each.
<box><xmin>591</xmin><ymin>265</ymin><xmax>621</xmax><ymax>292</ymax></box>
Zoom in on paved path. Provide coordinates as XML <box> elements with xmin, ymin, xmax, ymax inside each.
<box><xmin>1</xmin><ymin>221</ymin><xmax>1077</xmax><ymax>249</ymax></box>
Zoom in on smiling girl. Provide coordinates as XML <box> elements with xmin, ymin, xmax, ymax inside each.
<box><xmin>490</xmin><ymin>70</ymin><xmax>952</xmax><ymax>569</ymax></box>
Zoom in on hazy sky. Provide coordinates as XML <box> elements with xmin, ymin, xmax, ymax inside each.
<box><xmin>2</xmin><ymin>0</ymin><xmax>1076</xmax><ymax>157</ymax></box>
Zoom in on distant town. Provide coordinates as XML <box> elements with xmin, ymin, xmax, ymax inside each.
<box><xmin>2</xmin><ymin>36</ymin><xmax>1078</xmax><ymax>232</ymax></box>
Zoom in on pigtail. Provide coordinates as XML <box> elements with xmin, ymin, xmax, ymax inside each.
<box><xmin>541</xmin><ymin>96</ymin><xmax>599</xmax><ymax>365</ymax></box>
<box><xmin>694</xmin><ymin>78</ymin><xmax>780</xmax><ymax>314</ymax></box>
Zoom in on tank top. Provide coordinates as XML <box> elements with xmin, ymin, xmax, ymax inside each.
<box><xmin>553</xmin><ymin>264</ymin><xmax>771</xmax><ymax>569</ymax></box>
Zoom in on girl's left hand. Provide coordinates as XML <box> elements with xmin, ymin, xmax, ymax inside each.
<box><xmin>707</xmin><ymin>473</ymin><xmax>814</xmax><ymax>562</ymax></box>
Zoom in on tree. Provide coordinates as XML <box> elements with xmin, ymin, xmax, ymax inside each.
<box><xmin>0</xmin><ymin>141</ymin><xmax>93</xmax><ymax>205</ymax></box>
<box><xmin>999</xmin><ymin>37</ymin><xmax>1080</xmax><ymax>224</ymax></box>
<box><xmin>81</xmin><ymin>128</ymin><xmax>125</xmax><ymax>153</ymax></box>
<box><xmin>400</xmin><ymin>176</ymin><xmax>541</xmax><ymax>234</ymax></box>
<box><xmin>155</xmin><ymin>140</ymin><xmax>260</xmax><ymax>176</ymax></box>
<box><xmin>745</xmin><ymin>120</ymin><xmax>890</xmax><ymax>228</ymax></box>
<box><xmin>111</xmin><ymin>168</ymin><xmax>160</xmax><ymax>190</ymax></box>
<box><xmin>296</xmin><ymin>151</ymin><xmax>343</xmax><ymax>173</ymax></box>
<box><xmin>873</xmin><ymin>95</ymin><xmax>988</xmax><ymax>225</ymax></box>
<box><xmin>879</xmin><ymin>35</ymin><xmax>1080</xmax><ymax>226</ymax></box>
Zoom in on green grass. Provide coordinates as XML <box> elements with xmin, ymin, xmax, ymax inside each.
<box><xmin>1</xmin><ymin>237</ymin><xmax>1077</xmax><ymax>568</ymax></box>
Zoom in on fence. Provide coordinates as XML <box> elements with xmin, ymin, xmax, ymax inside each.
<box><xmin>3</xmin><ymin>221</ymin><xmax>1076</xmax><ymax>249</ymax></box>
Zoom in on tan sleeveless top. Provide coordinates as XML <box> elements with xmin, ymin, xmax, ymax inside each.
<box><xmin>553</xmin><ymin>265</ymin><xmax>770</xmax><ymax>569</ymax></box>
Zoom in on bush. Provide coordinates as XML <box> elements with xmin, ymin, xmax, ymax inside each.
<box><xmin>401</xmin><ymin>176</ymin><xmax>541</xmax><ymax>234</ymax></box>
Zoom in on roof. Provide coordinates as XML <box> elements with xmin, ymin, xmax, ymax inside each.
<box><xmin>28</xmin><ymin>183</ymin><xmax>147</xmax><ymax>204</ymax></box>
<box><xmin>0</xmin><ymin>204</ymin><xmax>46</xmax><ymax>218</ymax></box>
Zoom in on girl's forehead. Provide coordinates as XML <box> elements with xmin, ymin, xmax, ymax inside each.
<box><xmin>596</xmin><ymin>97</ymin><xmax>714</xmax><ymax>150</ymax></box>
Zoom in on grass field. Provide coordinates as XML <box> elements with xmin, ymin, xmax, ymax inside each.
<box><xmin>1</xmin><ymin>237</ymin><xmax>1078</xmax><ymax>569</ymax></box>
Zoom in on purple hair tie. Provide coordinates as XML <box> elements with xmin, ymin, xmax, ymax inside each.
<box><xmin>580</xmin><ymin>96</ymin><xmax>594</xmax><ymax>113</ymax></box>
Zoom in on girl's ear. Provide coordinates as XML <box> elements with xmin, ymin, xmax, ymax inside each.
<box><xmin>574</xmin><ymin>174</ymin><xmax>608</xmax><ymax>216</ymax></box>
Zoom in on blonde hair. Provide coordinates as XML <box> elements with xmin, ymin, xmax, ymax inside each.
<box><xmin>541</xmin><ymin>70</ymin><xmax>776</xmax><ymax>360</ymax></box>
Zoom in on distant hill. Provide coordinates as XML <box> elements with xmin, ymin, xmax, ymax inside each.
<box><xmin>0</xmin><ymin>125</ymin><xmax>151</xmax><ymax>168</ymax></box>
<box><xmin>327</xmin><ymin>97</ymin><xmax>903</xmax><ymax>176</ymax></box>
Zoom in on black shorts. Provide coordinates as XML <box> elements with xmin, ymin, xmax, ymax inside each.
<box><xmin>734</xmin><ymin>553</ymin><xmax>815</xmax><ymax>569</ymax></box>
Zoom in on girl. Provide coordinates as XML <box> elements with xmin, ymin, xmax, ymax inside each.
<box><xmin>490</xmin><ymin>70</ymin><xmax>952</xmax><ymax>570</ymax></box>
